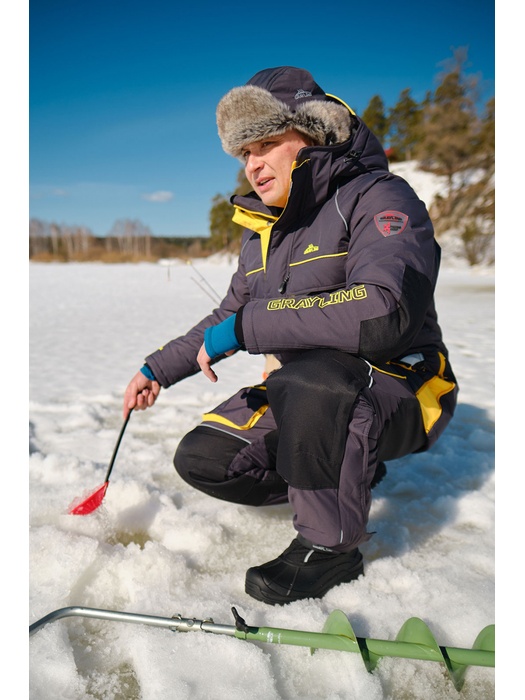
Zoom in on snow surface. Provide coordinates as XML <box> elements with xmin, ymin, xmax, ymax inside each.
<box><xmin>28</xmin><ymin>255</ymin><xmax>496</xmax><ymax>700</ymax></box>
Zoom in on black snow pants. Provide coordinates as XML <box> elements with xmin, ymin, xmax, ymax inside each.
<box><xmin>174</xmin><ymin>349</ymin><xmax>457</xmax><ymax>552</ymax></box>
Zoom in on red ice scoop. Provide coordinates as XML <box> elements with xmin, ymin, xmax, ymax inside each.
<box><xmin>68</xmin><ymin>412</ymin><xmax>131</xmax><ymax>515</ymax></box>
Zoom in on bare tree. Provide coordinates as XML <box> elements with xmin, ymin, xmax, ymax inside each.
<box><xmin>107</xmin><ymin>219</ymin><xmax>153</xmax><ymax>259</ymax></box>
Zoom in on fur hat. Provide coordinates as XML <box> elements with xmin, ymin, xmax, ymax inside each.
<box><xmin>216</xmin><ymin>66</ymin><xmax>353</xmax><ymax>159</ymax></box>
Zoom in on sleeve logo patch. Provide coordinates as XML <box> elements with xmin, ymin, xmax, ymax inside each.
<box><xmin>374</xmin><ymin>210</ymin><xmax>409</xmax><ymax>236</ymax></box>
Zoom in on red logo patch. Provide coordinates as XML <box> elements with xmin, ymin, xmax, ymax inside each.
<box><xmin>374</xmin><ymin>211</ymin><xmax>408</xmax><ymax>237</ymax></box>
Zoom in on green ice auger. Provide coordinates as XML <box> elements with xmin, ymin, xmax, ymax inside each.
<box><xmin>29</xmin><ymin>605</ymin><xmax>494</xmax><ymax>692</ymax></box>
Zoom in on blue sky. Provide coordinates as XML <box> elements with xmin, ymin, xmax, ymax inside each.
<box><xmin>28</xmin><ymin>0</ymin><xmax>495</xmax><ymax>239</ymax></box>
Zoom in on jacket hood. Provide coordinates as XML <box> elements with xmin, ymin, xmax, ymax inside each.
<box><xmin>231</xmin><ymin>114</ymin><xmax>389</xmax><ymax>220</ymax></box>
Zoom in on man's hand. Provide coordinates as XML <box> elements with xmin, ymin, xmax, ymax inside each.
<box><xmin>197</xmin><ymin>343</ymin><xmax>235</xmax><ymax>383</ymax></box>
<box><xmin>123</xmin><ymin>370</ymin><xmax>161</xmax><ymax>418</ymax></box>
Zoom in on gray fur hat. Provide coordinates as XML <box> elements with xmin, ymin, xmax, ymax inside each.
<box><xmin>216</xmin><ymin>66</ymin><xmax>354</xmax><ymax>159</ymax></box>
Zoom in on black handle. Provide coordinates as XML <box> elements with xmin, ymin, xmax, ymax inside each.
<box><xmin>103</xmin><ymin>411</ymin><xmax>131</xmax><ymax>483</ymax></box>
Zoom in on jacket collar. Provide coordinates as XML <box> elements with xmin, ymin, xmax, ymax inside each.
<box><xmin>231</xmin><ymin>116</ymin><xmax>389</xmax><ymax>226</ymax></box>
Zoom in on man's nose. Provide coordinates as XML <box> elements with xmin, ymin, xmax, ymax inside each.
<box><xmin>245</xmin><ymin>153</ymin><xmax>263</xmax><ymax>174</ymax></box>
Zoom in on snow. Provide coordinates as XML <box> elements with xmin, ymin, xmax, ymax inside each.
<box><xmin>390</xmin><ymin>161</ymin><xmax>449</xmax><ymax>211</ymax></box>
<box><xmin>27</xmin><ymin>163</ymin><xmax>498</xmax><ymax>699</ymax></box>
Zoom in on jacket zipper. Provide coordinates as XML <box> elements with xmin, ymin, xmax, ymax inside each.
<box><xmin>278</xmin><ymin>273</ymin><xmax>290</xmax><ymax>294</ymax></box>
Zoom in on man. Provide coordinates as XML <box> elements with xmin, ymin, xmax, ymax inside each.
<box><xmin>123</xmin><ymin>67</ymin><xmax>458</xmax><ymax>606</ymax></box>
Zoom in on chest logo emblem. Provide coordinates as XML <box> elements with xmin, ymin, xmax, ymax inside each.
<box><xmin>303</xmin><ymin>243</ymin><xmax>319</xmax><ymax>254</ymax></box>
<box><xmin>374</xmin><ymin>211</ymin><xmax>409</xmax><ymax>236</ymax></box>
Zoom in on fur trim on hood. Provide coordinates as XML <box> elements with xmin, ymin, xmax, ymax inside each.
<box><xmin>216</xmin><ymin>67</ymin><xmax>354</xmax><ymax>159</ymax></box>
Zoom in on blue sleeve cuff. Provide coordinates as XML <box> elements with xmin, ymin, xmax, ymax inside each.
<box><xmin>140</xmin><ymin>364</ymin><xmax>157</xmax><ymax>381</ymax></box>
<box><xmin>204</xmin><ymin>314</ymin><xmax>241</xmax><ymax>359</ymax></box>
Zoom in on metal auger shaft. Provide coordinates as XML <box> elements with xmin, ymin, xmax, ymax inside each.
<box><xmin>29</xmin><ymin>606</ymin><xmax>494</xmax><ymax>691</ymax></box>
<box><xmin>29</xmin><ymin>606</ymin><xmax>238</xmax><ymax>638</ymax></box>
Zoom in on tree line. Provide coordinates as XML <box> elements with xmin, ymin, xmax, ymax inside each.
<box><xmin>30</xmin><ymin>48</ymin><xmax>494</xmax><ymax>266</ymax></box>
<box><xmin>29</xmin><ymin>218</ymin><xmax>211</xmax><ymax>262</ymax></box>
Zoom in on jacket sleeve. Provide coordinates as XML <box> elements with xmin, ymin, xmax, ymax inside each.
<box><xmin>144</xmin><ymin>261</ymin><xmax>251</xmax><ymax>388</ymax></box>
<box><xmin>239</xmin><ymin>178</ymin><xmax>440</xmax><ymax>364</ymax></box>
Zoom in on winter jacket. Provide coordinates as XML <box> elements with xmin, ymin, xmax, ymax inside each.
<box><xmin>146</xmin><ymin>115</ymin><xmax>451</xmax><ymax>391</ymax></box>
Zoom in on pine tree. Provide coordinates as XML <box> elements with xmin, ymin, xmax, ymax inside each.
<box><xmin>476</xmin><ymin>96</ymin><xmax>495</xmax><ymax>170</ymax></box>
<box><xmin>209</xmin><ymin>195</ymin><xmax>239</xmax><ymax>251</ymax></box>
<box><xmin>388</xmin><ymin>89</ymin><xmax>423</xmax><ymax>161</ymax></box>
<box><xmin>361</xmin><ymin>95</ymin><xmax>388</xmax><ymax>145</ymax></box>
<box><xmin>208</xmin><ymin>169</ymin><xmax>252</xmax><ymax>252</ymax></box>
<box><xmin>415</xmin><ymin>48</ymin><xmax>480</xmax><ymax>195</ymax></box>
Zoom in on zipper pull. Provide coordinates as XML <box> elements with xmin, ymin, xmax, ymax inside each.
<box><xmin>278</xmin><ymin>274</ymin><xmax>290</xmax><ymax>294</ymax></box>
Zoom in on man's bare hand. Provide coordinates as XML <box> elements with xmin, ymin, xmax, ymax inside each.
<box><xmin>197</xmin><ymin>343</ymin><xmax>235</xmax><ymax>383</ymax></box>
<box><xmin>123</xmin><ymin>370</ymin><xmax>161</xmax><ymax>418</ymax></box>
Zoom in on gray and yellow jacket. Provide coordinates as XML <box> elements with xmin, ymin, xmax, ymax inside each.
<box><xmin>146</xmin><ymin>115</ymin><xmax>455</xmax><ymax>418</ymax></box>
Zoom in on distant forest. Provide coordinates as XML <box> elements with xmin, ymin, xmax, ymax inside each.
<box><xmin>29</xmin><ymin>220</ymin><xmax>211</xmax><ymax>263</ymax></box>
<box><xmin>30</xmin><ymin>49</ymin><xmax>494</xmax><ymax>266</ymax></box>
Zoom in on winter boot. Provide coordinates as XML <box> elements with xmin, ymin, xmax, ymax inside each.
<box><xmin>245</xmin><ymin>535</ymin><xmax>363</xmax><ymax>605</ymax></box>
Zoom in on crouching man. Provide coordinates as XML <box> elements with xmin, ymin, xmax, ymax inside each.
<box><xmin>123</xmin><ymin>66</ymin><xmax>457</xmax><ymax>605</ymax></box>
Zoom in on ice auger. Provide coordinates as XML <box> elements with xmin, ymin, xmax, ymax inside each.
<box><xmin>29</xmin><ymin>605</ymin><xmax>494</xmax><ymax>691</ymax></box>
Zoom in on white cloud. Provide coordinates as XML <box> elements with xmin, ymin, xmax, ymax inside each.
<box><xmin>30</xmin><ymin>186</ymin><xmax>69</xmax><ymax>199</ymax></box>
<box><xmin>141</xmin><ymin>190</ymin><xmax>174</xmax><ymax>203</ymax></box>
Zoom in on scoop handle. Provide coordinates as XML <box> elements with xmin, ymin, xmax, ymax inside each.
<box><xmin>103</xmin><ymin>411</ymin><xmax>131</xmax><ymax>483</ymax></box>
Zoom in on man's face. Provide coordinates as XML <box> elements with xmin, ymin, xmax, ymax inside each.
<box><xmin>242</xmin><ymin>130</ymin><xmax>312</xmax><ymax>208</ymax></box>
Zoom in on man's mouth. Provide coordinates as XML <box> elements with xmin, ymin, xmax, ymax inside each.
<box><xmin>256</xmin><ymin>177</ymin><xmax>273</xmax><ymax>191</ymax></box>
